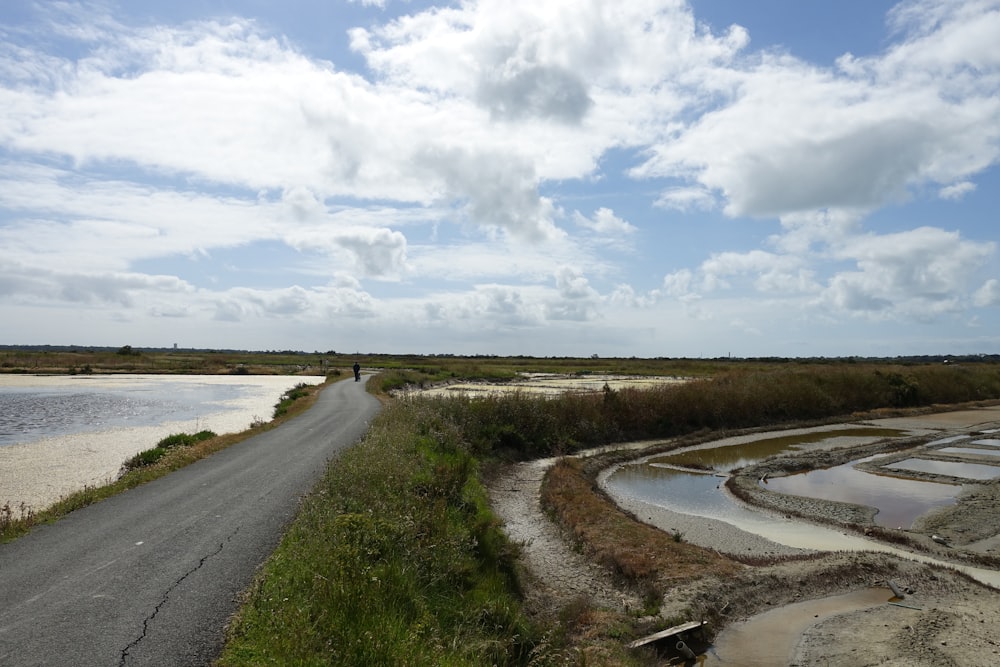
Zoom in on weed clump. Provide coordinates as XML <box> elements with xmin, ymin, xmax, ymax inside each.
<box><xmin>272</xmin><ymin>383</ymin><xmax>311</xmax><ymax>417</ymax></box>
<box><xmin>1</xmin><ymin>502</ymin><xmax>35</xmax><ymax>535</ymax></box>
<box><xmin>121</xmin><ymin>430</ymin><xmax>217</xmax><ymax>472</ymax></box>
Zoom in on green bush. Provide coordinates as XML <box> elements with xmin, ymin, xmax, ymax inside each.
<box><xmin>122</xmin><ymin>447</ymin><xmax>169</xmax><ymax>470</ymax></box>
<box><xmin>156</xmin><ymin>430</ymin><xmax>216</xmax><ymax>449</ymax></box>
<box><xmin>121</xmin><ymin>430</ymin><xmax>218</xmax><ymax>472</ymax></box>
<box><xmin>273</xmin><ymin>383</ymin><xmax>311</xmax><ymax>417</ymax></box>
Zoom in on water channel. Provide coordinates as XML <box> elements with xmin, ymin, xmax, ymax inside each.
<box><xmin>602</xmin><ymin>423</ymin><xmax>1000</xmax><ymax>588</ymax></box>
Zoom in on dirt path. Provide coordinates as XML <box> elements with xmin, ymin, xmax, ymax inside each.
<box><xmin>489</xmin><ymin>457</ymin><xmax>642</xmax><ymax>614</ymax></box>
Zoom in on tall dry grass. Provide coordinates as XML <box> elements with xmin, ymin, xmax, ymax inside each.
<box><xmin>423</xmin><ymin>363</ymin><xmax>1000</xmax><ymax>461</ymax></box>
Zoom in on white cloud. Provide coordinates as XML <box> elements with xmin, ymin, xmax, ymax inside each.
<box><xmin>699</xmin><ymin>250</ymin><xmax>814</xmax><ymax>294</ymax></box>
<box><xmin>662</xmin><ymin>269</ymin><xmax>693</xmax><ymax>297</ymax></box>
<box><xmin>974</xmin><ymin>279</ymin><xmax>1000</xmax><ymax>307</ymax></box>
<box><xmin>771</xmin><ymin>209</ymin><xmax>865</xmax><ymax>255</ymax></box>
<box><xmin>0</xmin><ymin>1</ymin><xmax>998</xmax><ymax>356</ymax></box>
<box><xmin>940</xmin><ymin>181</ymin><xmax>976</xmax><ymax>200</ymax></box>
<box><xmin>412</xmin><ymin>145</ymin><xmax>563</xmax><ymax>242</ymax></box>
<box><xmin>633</xmin><ymin>0</ymin><xmax>1000</xmax><ymax>218</ymax></box>
<box><xmin>211</xmin><ymin>282</ymin><xmax>377</xmax><ymax>323</ymax></box>
<box><xmin>333</xmin><ymin>228</ymin><xmax>409</xmax><ymax>278</ymax></box>
<box><xmin>819</xmin><ymin>226</ymin><xmax>995</xmax><ymax>318</ymax></box>
<box><xmin>467</xmin><ymin>285</ymin><xmax>545</xmax><ymax>327</ymax></box>
<box><xmin>609</xmin><ymin>283</ymin><xmax>657</xmax><ymax>308</ymax></box>
<box><xmin>574</xmin><ymin>207</ymin><xmax>636</xmax><ymax>235</ymax></box>
<box><xmin>655</xmin><ymin>186</ymin><xmax>716</xmax><ymax>212</ymax></box>
<box><xmin>547</xmin><ymin>265</ymin><xmax>601</xmax><ymax>321</ymax></box>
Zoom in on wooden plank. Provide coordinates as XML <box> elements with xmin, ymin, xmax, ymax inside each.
<box><xmin>627</xmin><ymin>620</ymin><xmax>706</xmax><ymax>649</ymax></box>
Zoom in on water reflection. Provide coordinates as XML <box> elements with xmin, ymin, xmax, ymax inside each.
<box><xmin>887</xmin><ymin>458</ymin><xmax>1000</xmax><ymax>481</ymax></box>
<box><xmin>763</xmin><ymin>462</ymin><xmax>958</xmax><ymax>528</ymax></box>
<box><xmin>648</xmin><ymin>428</ymin><xmax>903</xmax><ymax>473</ymax></box>
<box><xmin>609</xmin><ymin>465</ymin><xmax>737</xmax><ymax>518</ymax></box>
<box><xmin>606</xmin><ymin>427</ymin><xmax>962</xmax><ymax>532</ymax></box>
<box><xmin>0</xmin><ymin>381</ymin><xmax>246</xmax><ymax>446</ymax></box>
<box><xmin>938</xmin><ymin>446</ymin><xmax>1000</xmax><ymax>457</ymax></box>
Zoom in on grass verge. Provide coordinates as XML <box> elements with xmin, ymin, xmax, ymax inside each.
<box><xmin>218</xmin><ymin>399</ymin><xmax>538</xmax><ymax>666</ymax></box>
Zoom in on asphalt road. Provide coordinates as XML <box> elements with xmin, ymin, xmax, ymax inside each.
<box><xmin>0</xmin><ymin>377</ymin><xmax>381</xmax><ymax>667</ymax></box>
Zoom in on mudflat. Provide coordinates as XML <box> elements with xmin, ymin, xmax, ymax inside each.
<box><xmin>490</xmin><ymin>405</ymin><xmax>1000</xmax><ymax>665</ymax></box>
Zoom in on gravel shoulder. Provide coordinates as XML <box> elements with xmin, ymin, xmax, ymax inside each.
<box><xmin>487</xmin><ymin>407</ymin><xmax>1000</xmax><ymax>665</ymax></box>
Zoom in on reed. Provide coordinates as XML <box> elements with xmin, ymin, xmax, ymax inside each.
<box><xmin>418</xmin><ymin>363</ymin><xmax>1000</xmax><ymax>462</ymax></box>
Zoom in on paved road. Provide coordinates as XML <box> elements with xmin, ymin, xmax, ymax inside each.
<box><xmin>0</xmin><ymin>377</ymin><xmax>381</xmax><ymax>667</ymax></box>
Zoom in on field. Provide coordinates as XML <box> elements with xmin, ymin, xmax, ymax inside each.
<box><xmin>6</xmin><ymin>348</ymin><xmax>1000</xmax><ymax>664</ymax></box>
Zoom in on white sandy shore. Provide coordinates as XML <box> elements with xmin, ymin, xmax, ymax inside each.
<box><xmin>0</xmin><ymin>374</ymin><xmax>324</xmax><ymax>513</ymax></box>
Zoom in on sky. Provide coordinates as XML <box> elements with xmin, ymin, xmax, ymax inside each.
<box><xmin>1</xmin><ymin>0</ymin><xmax>998</xmax><ymax>358</ymax></box>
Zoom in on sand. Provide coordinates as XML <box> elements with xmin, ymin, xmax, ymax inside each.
<box><xmin>0</xmin><ymin>374</ymin><xmax>324</xmax><ymax>513</ymax></box>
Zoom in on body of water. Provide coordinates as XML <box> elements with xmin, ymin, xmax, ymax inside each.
<box><xmin>0</xmin><ymin>374</ymin><xmax>325</xmax><ymax>511</ymax></box>
<box><xmin>0</xmin><ymin>378</ymin><xmax>250</xmax><ymax>447</ymax></box>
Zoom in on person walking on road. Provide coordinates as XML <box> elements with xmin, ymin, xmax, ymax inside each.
<box><xmin>353</xmin><ymin>361</ymin><xmax>361</xmax><ymax>381</ymax></box>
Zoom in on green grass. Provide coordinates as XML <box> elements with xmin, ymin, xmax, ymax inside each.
<box><xmin>273</xmin><ymin>383</ymin><xmax>313</xmax><ymax>417</ymax></box>
<box><xmin>218</xmin><ymin>400</ymin><xmax>538</xmax><ymax>666</ymax></box>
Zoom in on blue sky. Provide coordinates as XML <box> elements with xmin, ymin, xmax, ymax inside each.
<box><xmin>1</xmin><ymin>0</ymin><xmax>998</xmax><ymax>357</ymax></box>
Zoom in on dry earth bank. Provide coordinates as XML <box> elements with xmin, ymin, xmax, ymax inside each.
<box><xmin>488</xmin><ymin>406</ymin><xmax>1000</xmax><ymax>665</ymax></box>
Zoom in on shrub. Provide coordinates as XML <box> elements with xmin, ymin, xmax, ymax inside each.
<box><xmin>120</xmin><ymin>430</ymin><xmax>217</xmax><ymax>472</ymax></box>
<box><xmin>273</xmin><ymin>383</ymin><xmax>311</xmax><ymax>417</ymax></box>
<box><xmin>122</xmin><ymin>447</ymin><xmax>169</xmax><ymax>470</ymax></box>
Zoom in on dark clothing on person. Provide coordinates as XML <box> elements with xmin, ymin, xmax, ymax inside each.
<box><xmin>353</xmin><ymin>362</ymin><xmax>361</xmax><ymax>381</ymax></box>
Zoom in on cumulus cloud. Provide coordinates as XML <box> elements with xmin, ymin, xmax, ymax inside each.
<box><xmin>699</xmin><ymin>250</ymin><xmax>814</xmax><ymax>294</ymax></box>
<box><xmin>656</xmin><ymin>186</ymin><xmax>716</xmax><ymax>212</ymax></box>
<box><xmin>334</xmin><ymin>228</ymin><xmax>409</xmax><ymax>278</ymax></box>
<box><xmin>211</xmin><ymin>282</ymin><xmax>376</xmax><ymax>323</ymax></box>
<box><xmin>0</xmin><ymin>254</ymin><xmax>194</xmax><ymax>307</ymax></box>
<box><xmin>940</xmin><ymin>181</ymin><xmax>976</xmax><ymax>200</ymax></box>
<box><xmin>547</xmin><ymin>266</ymin><xmax>601</xmax><ymax>321</ymax></box>
<box><xmin>574</xmin><ymin>207</ymin><xmax>636</xmax><ymax>235</ymax></box>
<box><xmin>974</xmin><ymin>279</ymin><xmax>1000</xmax><ymax>307</ymax></box>
<box><xmin>662</xmin><ymin>269</ymin><xmax>694</xmax><ymax>297</ymax></box>
<box><xmin>819</xmin><ymin>227</ymin><xmax>995</xmax><ymax>318</ymax></box>
<box><xmin>633</xmin><ymin>0</ymin><xmax>1000</xmax><ymax>218</ymax></box>
<box><xmin>478</xmin><ymin>65</ymin><xmax>592</xmax><ymax>123</ymax></box>
<box><xmin>413</xmin><ymin>145</ymin><xmax>562</xmax><ymax>242</ymax></box>
<box><xmin>470</xmin><ymin>285</ymin><xmax>544</xmax><ymax>327</ymax></box>
<box><xmin>1</xmin><ymin>0</ymin><xmax>998</xmax><ymax>354</ymax></box>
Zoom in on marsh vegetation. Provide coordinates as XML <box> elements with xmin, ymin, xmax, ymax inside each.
<box><xmin>220</xmin><ymin>359</ymin><xmax>1000</xmax><ymax>665</ymax></box>
<box><xmin>5</xmin><ymin>348</ymin><xmax>1000</xmax><ymax>662</ymax></box>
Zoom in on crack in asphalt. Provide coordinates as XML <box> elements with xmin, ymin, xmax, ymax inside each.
<box><xmin>118</xmin><ymin>527</ymin><xmax>240</xmax><ymax>667</ymax></box>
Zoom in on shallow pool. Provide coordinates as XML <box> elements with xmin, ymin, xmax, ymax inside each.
<box><xmin>938</xmin><ymin>446</ymin><xmax>1000</xmax><ymax>457</ymax></box>
<box><xmin>887</xmin><ymin>457</ymin><xmax>1000</xmax><ymax>481</ymax></box>
<box><xmin>763</xmin><ymin>460</ymin><xmax>959</xmax><ymax>528</ymax></box>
